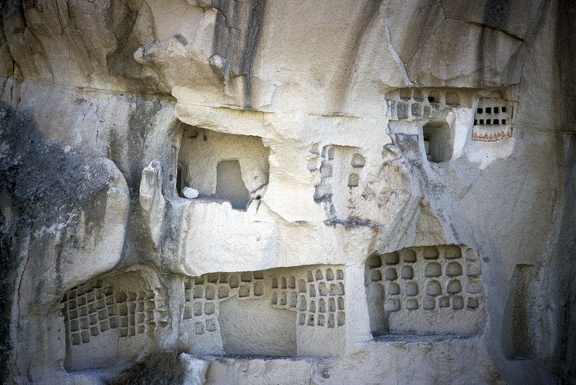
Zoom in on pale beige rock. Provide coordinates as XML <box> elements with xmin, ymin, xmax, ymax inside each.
<box><xmin>139</xmin><ymin>160</ymin><xmax>167</xmax><ymax>248</ymax></box>
<box><xmin>180</xmin><ymin>354</ymin><xmax>209</xmax><ymax>385</ymax></box>
<box><xmin>0</xmin><ymin>1</ymin><xmax>573</xmax><ymax>384</ymax></box>
<box><xmin>182</xmin><ymin>187</ymin><xmax>199</xmax><ymax>199</ymax></box>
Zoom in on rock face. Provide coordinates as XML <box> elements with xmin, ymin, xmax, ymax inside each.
<box><xmin>0</xmin><ymin>1</ymin><xmax>575</xmax><ymax>384</ymax></box>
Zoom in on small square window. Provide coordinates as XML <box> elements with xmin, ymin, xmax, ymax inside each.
<box><xmin>477</xmin><ymin>108</ymin><xmax>483</xmax><ymax>114</ymax></box>
<box><xmin>486</xmin><ymin>119</ymin><xmax>491</xmax><ymax>124</ymax></box>
<box><xmin>502</xmin><ymin>119</ymin><xmax>507</xmax><ymax>124</ymax></box>
<box><xmin>502</xmin><ymin>106</ymin><xmax>507</xmax><ymax>113</ymax></box>
<box><xmin>493</xmin><ymin>119</ymin><xmax>499</xmax><ymax>124</ymax></box>
<box><xmin>479</xmin><ymin>119</ymin><xmax>484</xmax><ymax>124</ymax></box>
<box><xmin>474</xmin><ymin>119</ymin><xmax>478</xmax><ymax>125</ymax></box>
<box><xmin>486</xmin><ymin>107</ymin><xmax>492</xmax><ymax>114</ymax></box>
<box><xmin>494</xmin><ymin>107</ymin><xmax>499</xmax><ymax>113</ymax></box>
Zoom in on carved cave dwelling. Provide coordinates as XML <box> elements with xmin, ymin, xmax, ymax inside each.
<box><xmin>0</xmin><ymin>0</ymin><xmax>575</xmax><ymax>384</ymax></box>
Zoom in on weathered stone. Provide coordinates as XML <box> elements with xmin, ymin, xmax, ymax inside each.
<box><xmin>0</xmin><ymin>1</ymin><xmax>575</xmax><ymax>384</ymax></box>
<box><xmin>182</xmin><ymin>187</ymin><xmax>199</xmax><ymax>199</ymax></box>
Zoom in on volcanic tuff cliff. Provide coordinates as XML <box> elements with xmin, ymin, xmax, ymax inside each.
<box><xmin>1</xmin><ymin>0</ymin><xmax>575</xmax><ymax>384</ymax></box>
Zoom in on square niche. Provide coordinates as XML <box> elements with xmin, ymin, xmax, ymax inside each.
<box><xmin>423</xmin><ymin>121</ymin><xmax>453</xmax><ymax>163</ymax></box>
<box><xmin>177</xmin><ymin>126</ymin><xmax>269</xmax><ymax>210</ymax></box>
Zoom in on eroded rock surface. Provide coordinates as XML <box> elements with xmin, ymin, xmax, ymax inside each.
<box><xmin>1</xmin><ymin>1</ymin><xmax>575</xmax><ymax>384</ymax></box>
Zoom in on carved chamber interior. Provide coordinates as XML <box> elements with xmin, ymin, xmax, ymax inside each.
<box><xmin>423</xmin><ymin>121</ymin><xmax>453</xmax><ymax>163</ymax></box>
<box><xmin>176</xmin><ymin>126</ymin><xmax>270</xmax><ymax>210</ymax></box>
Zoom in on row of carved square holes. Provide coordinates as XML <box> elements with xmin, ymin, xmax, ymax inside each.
<box><xmin>369</xmin><ymin>245</ymin><xmax>479</xmax><ymax>266</ymax></box>
<box><xmin>185</xmin><ymin>282</ymin><xmax>264</xmax><ymax>301</ymax></box>
<box><xmin>474</xmin><ymin>118</ymin><xmax>507</xmax><ymax>125</ymax></box>
<box><xmin>272</xmin><ymin>281</ymin><xmax>345</xmax><ymax>305</ymax></box>
<box><xmin>187</xmin><ymin>271</ymin><xmax>264</xmax><ymax>286</ymax></box>
<box><xmin>271</xmin><ymin>289</ymin><xmax>345</xmax><ymax>309</ymax></box>
<box><xmin>478</xmin><ymin>106</ymin><xmax>506</xmax><ymax>114</ymax></box>
<box><xmin>475</xmin><ymin>106</ymin><xmax>508</xmax><ymax>125</ymax></box>
<box><xmin>383</xmin><ymin>294</ymin><xmax>478</xmax><ymax>312</ymax></box>
<box><xmin>300</xmin><ymin>295</ymin><xmax>344</xmax><ymax>313</ymax></box>
<box><xmin>395</xmin><ymin>89</ymin><xmax>462</xmax><ymax>105</ymax></box>
<box><xmin>193</xmin><ymin>319</ymin><xmax>218</xmax><ymax>335</ymax></box>
<box><xmin>272</xmin><ymin>269</ymin><xmax>344</xmax><ymax>288</ymax></box>
<box><xmin>379</xmin><ymin>277</ymin><xmax>481</xmax><ymax>307</ymax></box>
<box><xmin>299</xmin><ymin>312</ymin><xmax>345</xmax><ymax>327</ymax></box>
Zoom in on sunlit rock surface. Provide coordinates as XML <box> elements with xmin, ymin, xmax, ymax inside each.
<box><xmin>1</xmin><ymin>1</ymin><xmax>575</xmax><ymax>384</ymax></box>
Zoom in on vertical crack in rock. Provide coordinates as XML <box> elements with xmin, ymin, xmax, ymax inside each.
<box><xmin>65</xmin><ymin>3</ymin><xmax>98</xmax><ymax>80</ymax></box>
<box><xmin>3</xmin><ymin>1</ymin><xmax>52</xmax><ymax>81</ymax></box>
<box><xmin>212</xmin><ymin>0</ymin><xmax>266</xmax><ymax>108</ymax></box>
<box><xmin>240</xmin><ymin>0</ymin><xmax>266</xmax><ymax>109</ymax></box>
<box><xmin>331</xmin><ymin>0</ymin><xmax>383</xmax><ymax>112</ymax></box>
<box><xmin>500</xmin><ymin>6</ymin><xmax>545</xmax><ymax>84</ymax></box>
<box><xmin>385</xmin><ymin>18</ymin><xmax>415</xmax><ymax>87</ymax></box>
<box><xmin>402</xmin><ymin>3</ymin><xmax>446</xmax><ymax>68</ymax></box>
<box><xmin>104</xmin><ymin>0</ymin><xmax>144</xmax><ymax>80</ymax></box>
<box><xmin>477</xmin><ymin>0</ymin><xmax>512</xmax><ymax>85</ymax></box>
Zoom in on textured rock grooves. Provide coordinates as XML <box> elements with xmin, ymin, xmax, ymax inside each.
<box><xmin>1</xmin><ymin>1</ymin><xmax>575</xmax><ymax>384</ymax></box>
<box><xmin>212</xmin><ymin>0</ymin><xmax>266</xmax><ymax>108</ymax></box>
<box><xmin>553</xmin><ymin>0</ymin><xmax>576</xmax><ymax>381</ymax></box>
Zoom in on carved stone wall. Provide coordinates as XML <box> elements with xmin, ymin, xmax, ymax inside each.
<box><xmin>366</xmin><ymin>245</ymin><xmax>486</xmax><ymax>336</ymax></box>
<box><xmin>60</xmin><ymin>268</ymin><xmax>167</xmax><ymax>370</ymax></box>
<box><xmin>181</xmin><ymin>265</ymin><xmax>346</xmax><ymax>357</ymax></box>
<box><xmin>1</xmin><ymin>1</ymin><xmax>573</xmax><ymax>384</ymax></box>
